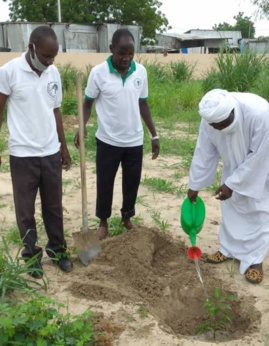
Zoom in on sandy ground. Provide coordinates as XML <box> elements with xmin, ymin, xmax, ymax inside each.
<box><xmin>1</xmin><ymin>116</ymin><xmax>269</xmax><ymax>346</ymax></box>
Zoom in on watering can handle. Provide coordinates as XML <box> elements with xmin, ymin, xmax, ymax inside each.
<box><xmin>189</xmin><ymin>203</ymin><xmax>197</xmax><ymax>246</ymax></box>
<box><xmin>192</xmin><ymin>202</ymin><xmax>196</xmax><ymax>222</ymax></box>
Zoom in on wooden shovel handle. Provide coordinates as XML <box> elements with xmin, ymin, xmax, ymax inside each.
<box><xmin>77</xmin><ymin>74</ymin><xmax>88</xmax><ymax>232</ymax></box>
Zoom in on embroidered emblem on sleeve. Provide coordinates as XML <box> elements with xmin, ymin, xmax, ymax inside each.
<box><xmin>47</xmin><ymin>82</ymin><xmax>59</xmax><ymax>98</ymax></box>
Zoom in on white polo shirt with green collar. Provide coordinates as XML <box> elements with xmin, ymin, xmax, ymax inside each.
<box><xmin>0</xmin><ymin>53</ymin><xmax>62</xmax><ymax>157</ymax></box>
<box><xmin>85</xmin><ymin>56</ymin><xmax>148</xmax><ymax>147</ymax></box>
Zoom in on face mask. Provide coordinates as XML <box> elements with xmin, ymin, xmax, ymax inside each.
<box><xmin>30</xmin><ymin>44</ymin><xmax>49</xmax><ymax>72</ymax></box>
<box><xmin>220</xmin><ymin>113</ymin><xmax>238</xmax><ymax>134</ymax></box>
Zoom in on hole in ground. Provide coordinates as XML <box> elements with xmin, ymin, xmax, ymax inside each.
<box><xmin>68</xmin><ymin>226</ymin><xmax>261</xmax><ymax>342</ymax></box>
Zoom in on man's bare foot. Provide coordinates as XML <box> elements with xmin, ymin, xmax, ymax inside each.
<box><xmin>98</xmin><ymin>226</ymin><xmax>108</xmax><ymax>240</ymax></box>
<box><xmin>98</xmin><ymin>219</ymin><xmax>109</xmax><ymax>240</ymax></box>
<box><xmin>121</xmin><ymin>218</ymin><xmax>135</xmax><ymax>230</ymax></box>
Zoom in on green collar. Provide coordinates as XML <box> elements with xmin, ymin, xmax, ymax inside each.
<box><xmin>106</xmin><ymin>55</ymin><xmax>136</xmax><ymax>83</ymax></box>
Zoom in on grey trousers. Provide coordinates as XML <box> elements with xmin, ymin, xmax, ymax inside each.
<box><xmin>9</xmin><ymin>152</ymin><xmax>67</xmax><ymax>259</ymax></box>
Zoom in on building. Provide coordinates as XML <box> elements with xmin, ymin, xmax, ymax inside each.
<box><xmin>155</xmin><ymin>29</ymin><xmax>242</xmax><ymax>54</ymax></box>
<box><xmin>0</xmin><ymin>22</ymin><xmax>141</xmax><ymax>52</ymax></box>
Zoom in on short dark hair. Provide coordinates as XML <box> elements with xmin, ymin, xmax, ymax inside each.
<box><xmin>111</xmin><ymin>28</ymin><xmax>134</xmax><ymax>47</ymax></box>
<box><xmin>29</xmin><ymin>26</ymin><xmax>57</xmax><ymax>45</ymax></box>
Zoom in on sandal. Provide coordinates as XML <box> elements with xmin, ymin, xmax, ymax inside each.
<box><xmin>245</xmin><ymin>264</ymin><xmax>263</xmax><ymax>284</ymax></box>
<box><xmin>207</xmin><ymin>251</ymin><xmax>228</xmax><ymax>264</ymax></box>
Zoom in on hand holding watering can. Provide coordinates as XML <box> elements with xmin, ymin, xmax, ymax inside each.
<box><xmin>180</xmin><ymin>191</ymin><xmax>205</xmax><ymax>260</ymax></box>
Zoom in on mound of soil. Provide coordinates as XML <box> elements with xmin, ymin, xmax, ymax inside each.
<box><xmin>67</xmin><ymin>225</ymin><xmax>261</xmax><ymax>342</ymax></box>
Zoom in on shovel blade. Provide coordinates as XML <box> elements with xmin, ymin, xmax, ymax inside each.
<box><xmin>73</xmin><ymin>229</ymin><xmax>101</xmax><ymax>266</ymax></box>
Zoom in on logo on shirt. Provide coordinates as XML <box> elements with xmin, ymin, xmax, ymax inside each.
<box><xmin>134</xmin><ymin>78</ymin><xmax>142</xmax><ymax>89</ymax></box>
<box><xmin>47</xmin><ymin>82</ymin><xmax>59</xmax><ymax>98</ymax></box>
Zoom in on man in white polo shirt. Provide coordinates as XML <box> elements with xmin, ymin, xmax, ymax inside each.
<box><xmin>0</xmin><ymin>26</ymin><xmax>73</xmax><ymax>278</ymax></box>
<box><xmin>74</xmin><ymin>28</ymin><xmax>160</xmax><ymax>239</ymax></box>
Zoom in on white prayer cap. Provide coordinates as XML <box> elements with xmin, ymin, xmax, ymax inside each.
<box><xmin>199</xmin><ymin>89</ymin><xmax>236</xmax><ymax>123</ymax></box>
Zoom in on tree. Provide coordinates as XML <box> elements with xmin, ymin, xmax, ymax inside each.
<box><xmin>213</xmin><ymin>22</ymin><xmax>234</xmax><ymax>31</ymax></box>
<box><xmin>213</xmin><ymin>12</ymin><xmax>255</xmax><ymax>38</ymax></box>
<box><xmin>234</xmin><ymin>12</ymin><xmax>255</xmax><ymax>38</ymax></box>
<box><xmin>3</xmin><ymin>0</ymin><xmax>170</xmax><ymax>43</ymax></box>
<box><xmin>250</xmin><ymin>0</ymin><xmax>269</xmax><ymax>18</ymax></box>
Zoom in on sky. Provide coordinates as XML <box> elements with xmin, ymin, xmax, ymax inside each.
<box><xmin>0</xmin><ymin>0</ymin><xmax>269</xmax><ymax>37</ymax></box>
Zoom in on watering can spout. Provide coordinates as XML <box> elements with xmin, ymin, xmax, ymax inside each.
<box><xmin>189</xmin><ymin>229</ymin><xmax>197</xmax><ymax>246</ymax></box>
<box><xmin>187</xmin><ymin>246</ymin><xmax>202</xmax><ymax>260</ymax></box>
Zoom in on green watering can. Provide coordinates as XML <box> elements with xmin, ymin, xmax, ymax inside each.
<box><xmin>180</xmin><ymin>196</ymin><xmax>206</xmax><ymax>260</ymax></box>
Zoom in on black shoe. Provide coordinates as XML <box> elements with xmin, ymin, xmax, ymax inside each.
<box><xmin>27</xmin><ymin>259</ymin><xmax>44</xmax><ymax>279</ymax></box>
<box><xmin>54</xmin><ymin>256</ymin><xmax>73</xmax><ymax>272</ymax></box>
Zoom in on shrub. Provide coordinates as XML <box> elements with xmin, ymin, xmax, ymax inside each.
<box><xmin>170</xmin><ymin>60</ymin><xmax>195</xmax><ymax>82</ymax></box>
<box><xmin>0</xmin><ymin>294</ymin><xmax>94</xmax><ymax>346</ymax></box>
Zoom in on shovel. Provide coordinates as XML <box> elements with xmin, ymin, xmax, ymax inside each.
<box><xmin>180</xmin><ymin>196</ymin><xmax>205</xmax><ymax>260</ymax></box>
<box><xmin>72</xmin><ymin>74</ymin><xmax>101</xmax><ymax>266</ymax></box>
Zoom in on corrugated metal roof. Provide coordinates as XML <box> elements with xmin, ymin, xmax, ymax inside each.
<box><xmin>159</xmin><ymin>32</ymin><xmax>226</xmax><ymax>41</ymax></box>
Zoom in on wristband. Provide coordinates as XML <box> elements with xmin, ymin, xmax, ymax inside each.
<box><xmin>151</xmin><ymin>136</ymin><xmax>159</xmax><ymax>141</ymax></box>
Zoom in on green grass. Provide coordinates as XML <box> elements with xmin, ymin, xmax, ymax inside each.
<box><xmin>142</xmin><ymin>176</ymin><xmax>175</xmax><ymax>194</ymax></box>
<box><xmin>1</xmin><ymin>226</ymin><xmax>22</xmax><ymax>246</ymax></box>
<box><xmin>0</xmin><ymin>237</ymin><xmax>47</xmax><ymax>301</ymax></box>
<box><xmin>151</xmin><ymin>210</ymin><xmax>171</xmax><ymax>233</ymax></box>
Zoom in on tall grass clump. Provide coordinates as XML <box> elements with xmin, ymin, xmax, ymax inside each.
<box><xmin>169</xmin><ymin>60</ymin><xmax>195</xmax><ymax>82</ymax></box>
<box><xmin>202</xmin><ymin>68</ymin><xmax>222</xmax><ymax>93</ymax></box>
<box><xmin>177</xmin><ymin>81</ymin><xmax>203</xmax><ymax>110</ymax></box>
<box><xmin>58</xmin><ymin>63</ymin><xmax>92</xmax><ymax>116</ymax></box>
<box><xmin>250</xmin><ymin>61</ymin><xmax>269</xmax><ymax>101</ymax></box>
<box><xmin>145</xmin><ymin>61</ymin><xmax>171</xmax><ymax>84</ymax></box>
<box><xmin>57</xmin><ymin>63</ymin><xmax>80</xmax><ymax>94</ymax></box>
<box><xmin>146</xmin><ymin>61</ymin><xmax>183</xmax><ymax>119</ymax></box>
<box><xmin>207</xmin><ymin>50</ymin><xmax>268</xmax><ymax>92</ymax></box>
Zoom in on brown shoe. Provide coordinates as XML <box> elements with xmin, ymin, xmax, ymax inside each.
<box><xmin>207</xmin><ymin>251</ymin><xmax>228</xmax><ymax>264</ymax></box>
<box><xmin>245</xmin><ymin>264</ymin><xmax>263</xmax><ymax>284</ymax></box>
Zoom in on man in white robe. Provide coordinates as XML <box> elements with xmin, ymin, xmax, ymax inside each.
<box><xmin>188</xmin><ymin>89</ymin><xmax>269</xmax><ymax>284</ymax></box>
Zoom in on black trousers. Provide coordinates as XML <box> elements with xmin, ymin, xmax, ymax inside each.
<box><xmin>95</xmin><ymin>138</ymin><xmax>143</xmax><ymax>219</ymax></box>
<box><xmin>9</xmin><ymin>152</ymin><xmax>67</xmax><ymax>259</ymax></box>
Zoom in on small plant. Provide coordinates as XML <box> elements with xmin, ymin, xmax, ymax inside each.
<box><xmin>136</xmin><ymin>195</ymin><xmax>149</xmax><ymax>207</ymax></box>
<box><xmin>107</xmin><ymin>216</ymin><xmax>139</xmax><ymax>237</ymax></box>
<box><xmin>195</xmin><ymin>288</ymin><xmax>236</xmax><ymax>340</ymax></box>
<box><xmin>137</xmin><ymin>303</ymin><xmax>149</xmax><ymax>319</ymax></box>
<box><xmin>108</xmin><ymin>216</ymin><xmax>127</xmax><ymax>237</ymax></box>
<box><xmin>0</xmin><ymin>294</ymin><xmax>95</xmax><ymax>345</ymax></box>
<box><xmin>225</xmin><ymin>258</ymin><xmax>235</xmax><ymax>278</ymax></box>
<box><xmin>151</xmin><ymin>210</ymin><xmax>170</xmax><ymax>233</ymax></box>
<box><xmin>0</xmin><ymin>237</ymin><xmax>47</xmax><ymax>301</ymax></box>
<box><xmin>142</xmin><ymin>176</ymin><xmax>175</xmax><ymax>194</ymax></box>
